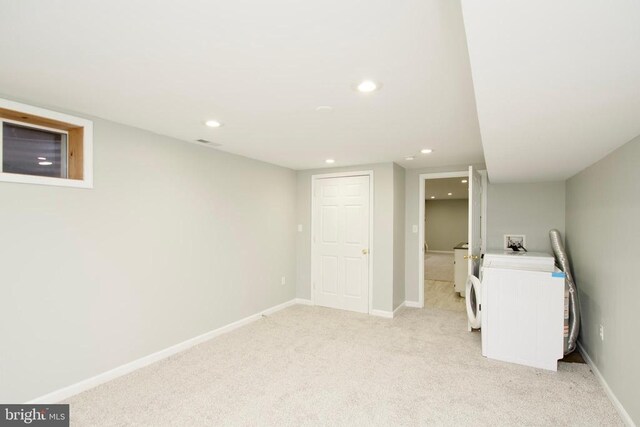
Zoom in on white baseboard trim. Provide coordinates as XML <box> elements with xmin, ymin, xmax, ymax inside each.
<box><xmin>295</xmin><ymin>298</ymin><xmax>313</xmax><ymax>305</ymax></box>
<box><xmin>404</xmin><ymin>300</ymin><xmax>423</xmax><ymax>308</ymax></box>
<box><xmin>426</xmin><ymin>250</ymin><xmax>454</xmax><ymax>254</ymax></box>
<box><xmin>578</xmin><ymin>342</ymin><xmax>635</xmax><ymax>427</ymax></box>
<box><xmin>370</xmin><ymin>309</ymin><xmax>394</xmax><ymax>319</ymax></box>
<box><xmin>27</xmin><ymin>298</ymin><xmax>300</xmax><ymax>404</ymax></box>
<box><xmin>393</xmin><ymin>302</ymin><xmax>405</xmax><ymax>317</ymax></box>
<box><xmin>371</xmin><ymin>302</ymin><xmax>407</xmax><ymax>319</ymax></box>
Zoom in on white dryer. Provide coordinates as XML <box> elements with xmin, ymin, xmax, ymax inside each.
<box><xmin>465</xmin><ymin>251</ymin><xmax>566</xmax><ymax>371</ymax></box>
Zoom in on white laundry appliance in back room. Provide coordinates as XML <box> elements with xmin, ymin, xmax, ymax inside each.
<box><xmin>465</xmin><ymin>251</ymin><xmax>567</xmax><ymax>371</ymax></box>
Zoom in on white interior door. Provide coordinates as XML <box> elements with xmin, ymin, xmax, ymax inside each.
<box><xmin>468</xmin><ymin>166</ymin><xmax>482</xmax><ymax>277</ymax></box>
<box><xmin>313</xmin><ymin>175</ymin><xmax>370</xmax><ymax>313</ymax></box>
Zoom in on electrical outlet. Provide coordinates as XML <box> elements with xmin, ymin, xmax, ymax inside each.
<box><xmin>599</xmin><ymin>324</ymin><xmax>604</xmax><ymax>341</ymax></box>
<box><xmin>412</xmin><ymin>225</ymin><xmax>418</xmax><ymax>233</ymax></box>
<box><xmin>281</xmin><ymin>276</ymin><xmax>286</xmax><ymax>285</ymax></box>
<box><xmin>297</xmin><ymin>224</ymin><xmax>303</xmax><ymax>232</ymax></box>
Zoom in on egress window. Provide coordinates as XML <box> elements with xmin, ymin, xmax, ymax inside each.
<box><xmin>3</xmin><ymin>122</ymin><xmax>68</xmax><ymax>178</ymax></box>
<box><xmin>0</xmin><ymin>98</ymin><xmax>93</xmax><ymax>188</ymax></box>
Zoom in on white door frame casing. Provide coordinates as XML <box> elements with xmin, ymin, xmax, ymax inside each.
<box><xmin>417</xmin><ymin>171</ymin><xmax>487</xmax><ymax>307</ymax></box>
<box><xmin>310</xmin><ymin>170</ymin><xmax>374</xmax><ymax>314</ymax></box>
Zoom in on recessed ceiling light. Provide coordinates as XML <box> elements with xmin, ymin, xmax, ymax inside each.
<box><xmin>448</xmin><ymin>192</ymin><xmax>453</xmax><ymax>196</ymax></box>
<box><xmin>37</xmin><ymin>157</ymin><xmax>46</xmax><ymax>160</ymax></box>
<box><xmin>420</xmin><ymin>148</ymin><xmax>433</xmax><ymax>154</ymax></box>
<box><xmin>316</xmin><ymin>106</ymin><xmax>333</xmax><ymax>112</ymax></box>
<box><xmin>430</xmin><ymin>196</ymin><xmax>435</xmax><ymax>199</ymax></box>
<box><xmin>405</xmin><ymin>156</ymin><xmax>415</xmax><ymax>161</ymax></box>
<box><xmin>205</xmin><ymin>120</ymin><xmax>222</xmax><ymax>128</ymax></box>
<box><xmin>325</xmin><ymin>159</ymin><xmax>335</xmax><ymax>164</ymax></box>
<box><xmin>461</xmin><ymin>179</ymin><xmax>468</xmax><ymax>183</ymax></box>
<box><xmin>38</xmin><ymin>161</ymin><xmax>53</xmax><ymax>166</ymax></box>
<box><xmin>356</xmin><ymin>80</ymin><xmax>379</xmax><ymax>93</ymax></box>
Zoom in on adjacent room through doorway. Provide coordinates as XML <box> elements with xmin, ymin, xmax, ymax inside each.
<box><xmin>424</xmin><ymin>177</ymin><xmax>469</xmax><ymax>311</ymax></box>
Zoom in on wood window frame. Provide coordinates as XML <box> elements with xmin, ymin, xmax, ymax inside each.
<box><xmin>0</xmin><ymin>98</ymin><xmax>93</xmax><ymax>189</ymax></box>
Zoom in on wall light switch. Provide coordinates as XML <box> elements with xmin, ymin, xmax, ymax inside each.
<box><xmin>281</xmin><ymin>276</ymin><xmax>286</xmax><ymax>285</ymax></box>
<box><xmin>412</xmin><ymin>225</ymin><xmax>418</xmax><ymax>233</ymax></box>
<box><xmin>297</xmin><ymin>224</ymin><xmax>303</xmax><ymax>232</ymax></box>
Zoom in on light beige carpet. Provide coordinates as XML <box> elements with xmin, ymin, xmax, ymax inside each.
<box><xmin>425</xmin><ymin>279</ymin><xmax>466</xmax><ymax>312</ymax></box>
<box><xmin>65</xmin><ymin>305</ymin><xmax>621</xmax><ymax>426</ymax></box>
<box><xmin>425</xmin><ymin>252</ymin><xmax>454</xmax><ymax>282</ymax></box>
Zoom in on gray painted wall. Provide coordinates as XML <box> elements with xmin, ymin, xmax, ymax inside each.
<box><xmin>565</xmin><ymin>135</ymin><xmax>640</xmax><ymax>425</ymax></box>
<box><xmin>487</xmin><ymin>182</ymin><xmax>565</xmax><ymax>253</ymax></box>
<box><xmin>393</xmin><ymin>163</ymin><xmax>406</xmax><ymax>310</ymax></box>
<box><xmin>0</xmin><ymin>117</ymin><xmax>297</xmax><ymax>403</ymax></box>
<box><xmin>404</xmin><ymin>164</ymin><xmax>485</xmax><ymax>303</ymax></box>
<box><xmin>296</xmin><ymin>162</ymin><xmax>403</xmax><ymax>312</ymax></box>
<box><xmin>425</xmin><ymin>199</ymin><xmax>468</xmax><ymax>251</ymax></box>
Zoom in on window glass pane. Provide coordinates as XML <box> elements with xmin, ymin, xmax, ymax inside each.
<box><xmin>2</xmin><ymin>122</ymin><xmax>67</xmax><ymax>178</ymax></box>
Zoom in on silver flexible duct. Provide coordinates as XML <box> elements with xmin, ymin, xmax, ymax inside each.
<box><xmin>549</xmin><ymin>229</ymin><xmax>580</xmax><ymax>354</ymax></box>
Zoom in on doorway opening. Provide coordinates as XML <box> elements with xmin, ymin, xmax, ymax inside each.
<box><xmin>424</xmin><ymin>177</ymin><xmax>469</xmax><ymax>311</ymax></box>
<box><xmin>417</xmin><ymin>169</ymin><xmax>486</xmax><ymax>310</ymax></box>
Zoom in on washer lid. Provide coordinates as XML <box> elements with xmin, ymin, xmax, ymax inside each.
<box><xmin>466</xmin><ymin>275</ymin><xmax>482</xmax><ymax>329</ymax></box>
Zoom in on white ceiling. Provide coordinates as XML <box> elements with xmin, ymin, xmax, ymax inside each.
<box><xmin>0</xmin><ymin>0</ymin><xmax>484</xmax><ymax>171</ymax></box>
<box><xmin>425</xmin><ymin>178</ymin><xmax>469</xmax><ymax>200</ymax></box>
<box><xmin>461</xmin><ymin>1</ymin><xmax>640</xmax><ymax>182</ymax></box>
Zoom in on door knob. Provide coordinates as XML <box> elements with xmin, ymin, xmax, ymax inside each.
<box><xmin>362</xmin><ymin>248</ymin><xmax>369</xmax><ymax>255</ymax></box>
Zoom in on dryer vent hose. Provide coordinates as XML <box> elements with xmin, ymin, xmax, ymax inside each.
<box><xmin>549</xmin><ymin>229</ymin><xmax>580</xmax><ymax>354</ymax></box>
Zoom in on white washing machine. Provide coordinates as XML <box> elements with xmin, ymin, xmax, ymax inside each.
<box><xmin>465</xmin><ymin>251</ymin><xmax>566</xmax><ymax>371</ymax></box>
